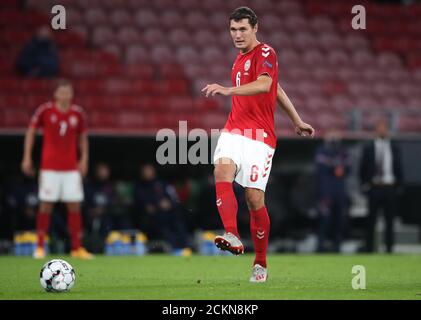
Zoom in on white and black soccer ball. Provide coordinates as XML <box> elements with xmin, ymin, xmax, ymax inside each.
<box><xmin>40</xmin><ymin>259</ymin><xmax>76</xmax><ymax>293</ymax></box>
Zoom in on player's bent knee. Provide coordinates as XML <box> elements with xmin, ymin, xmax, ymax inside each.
<box><xmin>66</xmin><ymin>202</ymin><xmax>81</xmax><ymax>213</ymax></box>
<box><xmin>39</xmin><ymin>202</ymin><xmax>54</xmax><ymax>214</ymax></box>
<box><xmin>246</xmin><ymin>200</ymin><xmax>265</xmax><ymax>211</ymax></box>
<box><xmin>214</xmin><ymin>165</ymin><xmax>235</xmax><ymax>182</ymax></box>
<box><xmin>245</xmin><ymin>190</ymin><xmax>265</xmax><ymax>210</ymax></box>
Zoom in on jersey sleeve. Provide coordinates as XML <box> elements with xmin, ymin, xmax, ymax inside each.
<box><xmin>74</xmin><ymin>106</ymin><xmax>87</xmax><ymax>134</ymax></box>
<box><xmin>255</xmin><ymin>46</ymin><xmax>277</xmax><ymax>79</ymax></box>
<box><xmin>78</xmin><ymin>111</ymin><xmax>86</xmax><ymax>134</ymax></box>
<box><xmin>29</xmin><ymin>105</ymin><xmax>46</xmax><ymax>129</ymax></box>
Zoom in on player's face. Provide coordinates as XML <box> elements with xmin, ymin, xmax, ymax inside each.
<box><xmin>230</xmin><ymin>19</ymin><xmax>258</xmax><ymax>52</ymax></box>
<box><xmin>54</xmin><ymin>85</ymin><xmax>73</xmax><ymax>106</ymax></box>
<box><xmin>376</xmin><ymin>121</ymin><xmax>389</xmax><ymax>138</ymax></box>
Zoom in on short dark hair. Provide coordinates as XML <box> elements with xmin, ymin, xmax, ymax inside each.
<box><xmin>229</xmin><ymin>7</ymin><xmax>258</xmax><ymax>27</ymax></box>
<box><xmin>55</xmin><ymin>78</ymin><xmax>73</xmax><ymax>90</ymax></box>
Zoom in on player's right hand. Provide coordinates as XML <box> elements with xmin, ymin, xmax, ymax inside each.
<box><xmin>78</xmin><ymin>160</ymin><xmax>88</xmax><ymax>177</ymax></box>
<box><xmin>21</xmin><ymin>158</ymin><xmax>35</xmax><ymax>177</ymax></box>
<box><xmin>295</xmin><ymin>121</ymin><xmax>315</xmax><ymax>138</ymax></box>
<box><xmin>201</xmin><ymin>84</ymin><xmax>231</xmax><ymax>97</ymax></box>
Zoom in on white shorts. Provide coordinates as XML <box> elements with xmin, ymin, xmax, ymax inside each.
<box><xmin>38</xmin><ymin>170</ymin><xmax>84</xmax><ymax>202</ymax></box>
<box><xmin>213</xmin><ymin>132</ymin><xmax>275</xmax><ymax>192</ymax></box>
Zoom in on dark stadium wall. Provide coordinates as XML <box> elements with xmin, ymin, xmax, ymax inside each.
<box><xmin>1</xmin><ymin>134</ymin><xmax>421</xmax><ymax>187</ymax></box>
<box><xmin>0</xmin><ymin>134</ymin><xmax>322</xmax><ymax>182</ymax></box>
<box><xmin>1</xmin><ymin>134</ymin><xmax>421</xmax><ymax>231</ymax></box>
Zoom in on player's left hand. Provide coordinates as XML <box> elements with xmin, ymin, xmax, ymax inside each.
<box><xmin>295</xmin><ymin>121</ymin><xmax>315</xmax><ymax>138</ymax></box>
<box><xmin>201</xmin><ymin>84</ymin><xmax>231</xmax><ymax>97</ymax></box>
<box><xmin>78</xmin><ymin>161</ymin><xmax>88</xmax><ymax>177</ymax></box>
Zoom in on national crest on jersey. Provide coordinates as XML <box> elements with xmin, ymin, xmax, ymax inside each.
<box><xmin>69</xmin><ymin>115</ymin><xmax>79</xmax><ymax>127</ymax></box>
<box><xmin>225</xmin><ymin>43</ymin><xmax>279</xmax><ymax>148</ymax></box>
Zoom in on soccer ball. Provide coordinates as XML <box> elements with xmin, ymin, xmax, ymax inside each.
<box><xmin>39</xmin><ymin>259</ymin><xmax>76</xmax><ymax>292</ymax></box>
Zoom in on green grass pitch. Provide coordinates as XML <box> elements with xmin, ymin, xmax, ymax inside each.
<box><xmin>1</xmin><ymin>254</ymin><xmax>421</xmax><ymax>300</ymax></box>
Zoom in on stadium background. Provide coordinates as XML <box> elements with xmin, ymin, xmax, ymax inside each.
<box><xmin>1</xmin><ymin>0</ymin><xmax>421</xmax><ymax>256</ymax></box>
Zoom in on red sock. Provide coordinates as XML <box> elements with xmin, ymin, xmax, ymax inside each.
<box><xmin>215</xmin><ymin>182</ymin><xmax>239</xmax><ymax>237</ymax></box>
<box><xmin>68</xmin><ymin>212</ymin><xmax>82</xmax><ymax>251</ymax></box>
<box><xmin>36</xmin><ymin>212</ymin><xmax>51</xmax><ymax>248</ymax></box>
<box><xmin>250</xmin><ymin>206</ymin><xmax>270</xmax><ymax>268</ymax></box>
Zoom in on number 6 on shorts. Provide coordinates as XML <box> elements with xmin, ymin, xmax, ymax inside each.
<box><xmin>250</xmin><ymin>165</ymin><xmax>259</xmax><ymax>182</ymax></box>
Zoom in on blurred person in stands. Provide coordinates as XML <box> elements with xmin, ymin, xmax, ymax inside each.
<box><xmin>21</xmin><ymin>79</ymin><xmax>93</xmax><ymax>259</ymax></box>
<box><xmin>133</xmin><ymin>163</ymin><xmax>192</xmax><ymax>256</ymax></box>
<box><xmin>201</xmin><ymin>7</ymin><xmax>314</xmax><ymax>282</ymax></box>
<box><xmin>315</xmin><ymin>130</ymin><xmax>351</xmax><ymax>253</ymax></box>
<box><xmin>84</xmin><ymin>162</ymin><xmax>116</xmax><ymax>253</ymax></box>
<box><xmin>113</xmin><ymin>180</ymin><xmax>135</xmax><ymax>230</ymax></box>
<box><xmin>16</xmin><ymin>25</ymin><xmax>59</xmax><ymax>78</ymax></box>
<box><xmin>359</xmin><ymin>119</ymin><xmax>403</xmax><ymax>253</ymax></box>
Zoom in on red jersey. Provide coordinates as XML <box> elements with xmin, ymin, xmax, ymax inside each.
<box><xmin>224</xmin><ymin>43</ymin><xmax>278</xmax><ymax>148</ymax></box>
<box><xmin>30</xmin><ymin>102</ymin><xmax>86</xmax><ymax>171</ymax></box>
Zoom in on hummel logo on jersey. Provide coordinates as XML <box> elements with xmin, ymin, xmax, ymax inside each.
<box><xmin>257</xmin><ymin>230</ymin><xmax>265</xmax><ymax>239</ymax></box>
<box><xmin>216</xmin><ymin>199</ymin><xmax>222</xmax><ymax>207</ymax></box>
<box><xmin>262</xmin><ymin>47</ymin><xmax>270</xmax><ymax>57</ymax></box>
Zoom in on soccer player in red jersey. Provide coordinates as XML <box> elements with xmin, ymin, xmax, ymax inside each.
<box><xmin>202</xmin><ymin>7</ymin><xmax>314</xmax><ymax>282</ymax></box>
<box><xmin>21</xmin><ymin>79</ymin><xmax>93</xmax><ymax>259</ymax></box>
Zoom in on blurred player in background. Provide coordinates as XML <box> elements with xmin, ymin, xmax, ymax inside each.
<box><xmin>21</xmin><ymin>79</ymin><xmax>93</xmax><ymax>259</ymax></box>
<box><xmin>202</xmin><ymin>7</ymin><xmax>314</xmax><ymax>282</ymax></box>
<box><xmin>315</xmin><ymin>130</ymin><xmax>350</xmax><ymax>253</ymax></box>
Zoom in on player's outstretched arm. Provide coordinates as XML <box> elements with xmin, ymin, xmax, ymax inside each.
<box><xmin>202</xmin><ymin>75</ymin><xmax>272</xmax><ymax>97</ymax></box>
<box><xmin>78</xmin><ymin>132</ymin><xmax>89</xmax><ymax>177</ymax></box>
<box><xmin>277</xmin><ymin>83</ymin><xmax>315</xmax><ymax>138</ymax></box>
<box><xmin>21</xmin><ymin>126</ymin><xmax>36</xmax><ymax>176</ymax></box>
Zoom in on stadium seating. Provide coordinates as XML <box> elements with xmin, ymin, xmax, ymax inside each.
<box><xmin>1</xmin><ymin>0</ymin><xmax>420</xmax><ymax>135</ymax></box>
